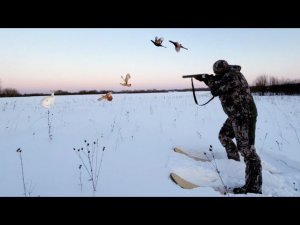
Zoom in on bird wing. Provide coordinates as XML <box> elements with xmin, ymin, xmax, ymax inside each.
<box><xmin>41</xmin><ymin>98</ymin><xmax>49</xmax><ymax>107</ymax></box>
<box><xmin>181</xmin><ymin>44</ymin><xmax>188</xmax><ymax>50</ymax></box>
<box><xmin>125</xmin><ymin>74</ymin><xmax>131</xmax><ymax>83</ymax></box>
<box><xmin>158</xmin><ymin>37</ymin><xmax>164</xmax><ymax>44</ymax></box>
<box><xmin>99</xmin><ymin>92</ymin><xmax>112</xmax><ymax>101</ymax></box>
<box><xmin>41</xmin><ymin>96</ymin><xmax>54</xmax><ymax>108</ymax></box>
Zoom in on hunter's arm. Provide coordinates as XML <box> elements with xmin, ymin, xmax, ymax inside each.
<box><xmin>205</xmin><ymin>72</ymin><xmax>240</xmax><ymax>96</ymax></box>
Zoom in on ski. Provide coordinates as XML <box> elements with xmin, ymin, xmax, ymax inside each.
<box><xmin>173</xmin><ymin>147</ymin><xmax>210</xmax><ymax>162</ymax></box>
<box><xmin>170</xmin><ymin>172</ymin><xmax>233</xmax><ymax>195</ymax></box>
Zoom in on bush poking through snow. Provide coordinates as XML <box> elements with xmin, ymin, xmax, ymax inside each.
<box><xmin>16</xmin><ymin>148</ymin><xmax>34</xmax><ymax>196</ymax></box>
<box><xmin>73</xmin><ymin>139</ymin><xmax>106</xmax><ymax>196</ymax></box>
<box><xmin>204</xmin><ymin>145</ymin><xmax>229</xmax><ymax>195</ymax></box>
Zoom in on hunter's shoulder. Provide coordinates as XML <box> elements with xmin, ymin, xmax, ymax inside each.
<box><xmin>225</xmin><ymin>65</ymin><xmax>242</xmax><ymax>77</ymax></box>
<box><xmin>224</xmin><ymin>70</ymin><xmax>239</xmax><ymax>78</ymax></box>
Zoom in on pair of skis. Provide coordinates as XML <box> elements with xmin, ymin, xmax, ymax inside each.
<box><xmin>170</xmin><ymin>147</ymin><xmax>232</xmax><ymax>195</ymax></box>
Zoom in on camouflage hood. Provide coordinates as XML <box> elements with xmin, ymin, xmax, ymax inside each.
<box><xmin>229</xmin><ymin>65</ymin><xmax>241</xmax><ymax>72</ymax></box>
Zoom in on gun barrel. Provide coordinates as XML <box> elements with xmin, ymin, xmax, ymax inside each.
<box><xmin>182</xmin><ymin>74</ymin><xmax>203</xmax><ymax>78</ymax></box>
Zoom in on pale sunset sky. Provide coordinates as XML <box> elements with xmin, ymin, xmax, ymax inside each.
<box><xmin>0</xmin><ymin>28</ymin><xmax>300</xmax><ymax>94</ymax></box>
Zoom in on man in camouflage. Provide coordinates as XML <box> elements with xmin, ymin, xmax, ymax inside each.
<box><xmin>195</xmin><ymin>60</ymin><xmax>262</xmax><ymax>194</ymax></box>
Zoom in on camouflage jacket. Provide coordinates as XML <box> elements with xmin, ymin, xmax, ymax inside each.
<box><xmin>204</xmin><ymin>71</ymin><xmax>257</xmax><ymax>118</ymax></box>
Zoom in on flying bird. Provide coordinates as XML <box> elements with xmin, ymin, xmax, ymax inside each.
<box><xmin>98</xmin><ymin>92</ymin><xmax>113</xmax><ymax>101</ymax></box>
<box><xmin>41</xmin><ymin>92</ymin><xmax>55</xmax><ymax>109</ymax></box>
<box><xmin>120</xmin><ymin>73</ymin><xmax>132</xmax><ymax>87</ymax></box>
<box><xmin>169</xmin><ymin>40</ymin><xmax>188</xmax><ymax>52</ymax></box>
<box><xmin>151</xmin><ymin>36</ymin><xmax>167</xmax><ymax>48</ymax></box>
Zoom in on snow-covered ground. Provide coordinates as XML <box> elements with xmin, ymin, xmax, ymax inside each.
<box><xmin>1</xmin><ymin>92</ymin><xmax>300</xmax><ymax>197</ymax></box>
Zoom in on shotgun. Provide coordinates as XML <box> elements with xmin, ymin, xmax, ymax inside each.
<box><xmin>182</xmin><ymin>74</ymin><xmax>209</xmax><ymax>79</ymax></box>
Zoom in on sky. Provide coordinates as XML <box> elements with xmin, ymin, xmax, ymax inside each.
<box><xmin>0</xmin><ymin>28</ymin><xmax>300</xmax><ymax>94</ymax></box>
<box><xmin>1</xmin><ymin>92</ymin><xmax>300</xmax><ymax>196</ymax></box>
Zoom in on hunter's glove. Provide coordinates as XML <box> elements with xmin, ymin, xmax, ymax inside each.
<box><xmin>194</xmin><ymin>74</ymin><xmax>209</xmax><ymax>82</ymax></box>
<box><xmin>210</xmin><ymin>88</ymin><xmax>219</xmax><ymax>96</ymax></box>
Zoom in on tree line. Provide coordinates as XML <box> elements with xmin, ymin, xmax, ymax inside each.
<box><xmin>251</xmin><ymin>74</ymin><xmax>300</xmax><ymax>95</ymax></box>
<box><xmin>1</xmin><ymin>75</ymin><xmax>300</xmax><ymax>97</ymax></box>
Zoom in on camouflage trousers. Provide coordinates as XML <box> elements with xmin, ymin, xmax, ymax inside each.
<box><xmin>218</xmin><ymin>116</ymin><xmax>262</xmax><ymax>192</ymax></box>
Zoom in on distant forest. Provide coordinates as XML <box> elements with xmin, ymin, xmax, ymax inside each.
<box><xmin>1</xmin><ymin>75</ymin><xmax>300</xmax><ymax>97</ymax></box>
<box><xmin>251</xmin><ymin>74</ymin><xmax>300</xmax><ymax>96</ymax></box>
